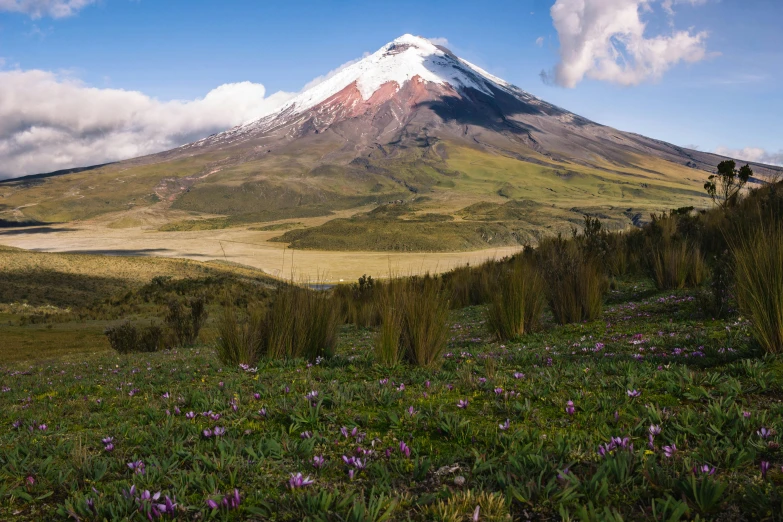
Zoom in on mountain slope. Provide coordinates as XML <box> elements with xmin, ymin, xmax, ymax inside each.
<box><xmin>1</xmin><ymin>35</ymin><xmax>780</xmax><ymax>251</ymax></box>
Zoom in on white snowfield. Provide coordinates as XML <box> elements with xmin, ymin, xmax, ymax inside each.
<box><xmin>281</xmin><ymin>34</ymin><xmax>516</xmax><ymax>115</ymax></box>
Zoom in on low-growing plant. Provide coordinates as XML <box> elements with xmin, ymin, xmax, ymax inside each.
<box><xmin>486</xmin><ymin>258</ymin><xmax>545</xmax><ymax>340</ymax></box>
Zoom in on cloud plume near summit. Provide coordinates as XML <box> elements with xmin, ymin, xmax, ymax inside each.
<box><xmin>547</xmin><ymin>0</ymin><xmax>709</xmax><ymax>87</ymax></box>
<box><xmin>0</xmin><ymin>70</ymin><xmax>294</xmax><ymax>179</ymax></box>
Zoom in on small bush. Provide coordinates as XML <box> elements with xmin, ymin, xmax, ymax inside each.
<box><xmin>104</xmin><ymin>321</ymin><xmax>163</xmax><ymax>354</ymax></box>
<box><xmin>486</xmin><ymin>259</ymin><xmax>546</xmax><ymax>340</ymax></box>
<box><xmin>375</xmin><ymin>277</ymin><xmax>449</xmax><ymax>368</ymax></box>
<box><xmin>538</xmin><ymin>237</ymin><xmax>605</xmax><ymax>324</ymax></box>
<box><xmin>731</xmin><ymin>222</ymin><xmax>783</xmax><ymax>354</ymax></box>
<box><xmin>164</xmin><ymin>297</ymin><xmax>208</xmax><ymax>347</ymax></box>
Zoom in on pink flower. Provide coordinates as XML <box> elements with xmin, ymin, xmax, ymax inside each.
<box><xmin>499</xmin><ymin>419</ymin><xmax>510</xmax><ymax>431</ymax></box>
<box><xmin>565</xmin><ymin>401</ymin><xmax>575</xmax><ymax>415</ymax></box>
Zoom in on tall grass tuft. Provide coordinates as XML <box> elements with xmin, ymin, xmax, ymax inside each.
<box><xmin>538</xmin><ymin>237</ymin><xmax>605</xmax><ymax>324</ymax></box>
<box><xmin>374</xmin><ymin>281</ymin><xmax>404</xmax><ymax>366</ymax></box>
<box><xmin>375</xmin><ymin>277</ymin><xmax>450</xmax><ymax>368</ymax></box>
<box><xmin>264</xmin><ymin>285</ymin><xmax>339</xmax><ymax>361</ymax></box>
<box><xmin>731</xmin><ymin>222</ymin><xmax>783</xmax><ymax>354</ymax></box>
<box><xmin>651</xmin><ymin>242</ymin><xmax>708</xmax><ymax>290</ymax></box>
<box><xmin>443</xmin><ymin>262</ymin><xmax>497</xmax><ymax>309</ymax></box>
<box><xmin>214</xmin><ymin>304</ymin><xmax>264</xmax><ymax>366</ymax></box>
<box><xmin>486</xmin><ymin>258</ymin><xmax>546</xmax><ymax>340</ymax></box>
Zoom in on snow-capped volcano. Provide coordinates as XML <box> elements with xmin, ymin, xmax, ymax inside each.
<box><xmin>280</xmin><ymin>34</ymin><xmax>512</xmax><ymax>115</ymax></box>
<box><xmin>183</xmin><ymin>33</ymin><xmax>781</xmax><ymax>180</ymax></box>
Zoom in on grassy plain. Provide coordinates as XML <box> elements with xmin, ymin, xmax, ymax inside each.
<box><xmin>1</xmin><ymin>277</ymin><xmax>782</xmax><ymax>520</ymax></box>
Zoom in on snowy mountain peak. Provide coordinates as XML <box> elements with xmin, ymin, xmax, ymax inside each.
<box><xmin>277</xmin><ymin>34</ymin><xmax>511</xmax><ymax>117</ymax></box>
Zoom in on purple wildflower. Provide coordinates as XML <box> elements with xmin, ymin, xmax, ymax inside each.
<box><xmin>213</xmin><ymin>427</ymin><xmax>226</xmax><ymax>437</ymax></box>
<box><xmin>663</xmin><ymin>444</ymin><xmax>677</xmax><ymax>458</ymax></box>
<box><xmin>399</xmin><ymin>441</ymin><xmax>411</xmax><ymax>458</ymax></box>
<box><xmin>565</xmin><ymin>400</ymin><xmax>575</xmax><ymax>415</ymax></box>
<box><xmin>312</xmin><ymin>455</ymin><xmax>325</xmax><ymax>468</ymax></box>
<box><xmin>692</xmin><ymin>464</ymin><xmax>716</xmax><ymax>476</ymax></box>
<box><xmin>300</xmin><ymin>431</ymin><xmax>312</xmax><ymax>439</ymax></box>
<box><xmin>757</xmin><ymin>427</ymin><xmax>772</xmax><ymax>439</ymax></box>
<box><xmin>626</xmin><ymin>389</ymin><xmax>641</xmax><ymax>398</ymax></box>
<box><xmin>761</xmin><ymin>461</ymin><xmax>771</xmax><ymax>479</ymax></box>
<box><xmin>288</xmin><ymin>473</ymin><xmax>314</xmax><ymax>489</ymax></box>
<box><xmin>649</xmin><ymin>424</ymin><xmax>661</xmax><ymax>436</ymax></box>
<box><xmin>499</xmin><ymin>419</ymin><xmax>510</xmax><ymax>431</ymax></box>
<box><xmin>127</xmin><ymin>460</ymin><xmax>145</xmax><ymax>475</ymax></box>
<box><xmin>457</xmin><ymin>399</ymin><xmax>469</xmax><ymax>409</ymax></box>
<box><xmin>185</xmin><ymin>411</ymin><xmax>195</xmax><ymax>419</ymax></box>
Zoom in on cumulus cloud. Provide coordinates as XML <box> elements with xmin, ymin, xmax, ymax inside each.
<box><xmin>0</xmin><ymin>69</ymin><xmax>295</xmax><ymax>179</ymax></box>
<box><xmin>548</xmin><ymin>0</ymin><xmax>709</xmax><ymax>88</ymax></box>
<box><xmin>0</xmin><ymin>0</ymin><xmax>95</xmax><ymax>18</ymax></box>
<box><xmin>535</xmin><ymin>36</ymin><xmax>545</xmax><ymax>47</ymax></box>
<box><xmin>714</xmin><ymin>146</ymin><xmax>783</xmax><ymax>167</ymax></box>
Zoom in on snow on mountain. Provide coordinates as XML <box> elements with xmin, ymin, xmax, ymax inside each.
<box><xmin>277</xmin><ymin>34</ymin><xmax>515</xmax><ymax>116</ymax></box>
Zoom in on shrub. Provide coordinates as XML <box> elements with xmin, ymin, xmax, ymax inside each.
<box><xmin>731</xmin><ymin>222</ymin><xmax>783</xmax><ymax>354</ymax></box>
<box><xmin>375</xmin><ymin>277</ymin><xmax>449</xmax><ymax>368</ymax></box>
<box><xmin>538</xmin><ymin>237</ymin><xmax>605</xmax><ymax>324</ymax></box>
<box><xmin>335</xmin><ymin>275</ymin><xmax>380</xmax><ymax>328</ymax></box>
<box><xmin>214</xmin><ymin>303</ymin><xmax>264</xmax><ymax>366</ymax></box>
<box><xmin>104</xmin><ymin>321</ymin><xmax>163</xmax><ymax>354</ymax></box>
<box><xmin>164</xmin><ymin>297</ymin><xmax>208</xmax><ymax>347</ymax></box>
<box><xmin>486</xmin><ymin>258</ymin><xmax>546</xmax><ymax>340</ymax></box>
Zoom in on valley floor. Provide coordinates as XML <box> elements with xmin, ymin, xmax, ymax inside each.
<box><xmin>0</xmin><ymin>222</ymin><xmax>522</xmax><ymax>282</ymax></box>
<box><xmin>1</xmin><ymin>278</ymin><xmax>782</xmax><ymax>520</ymax></box>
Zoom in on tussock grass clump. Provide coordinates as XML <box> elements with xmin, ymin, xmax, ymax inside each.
<box><xmin>264</xmin><ymin>285</ymin><xmax>339</xmax><ymax>361</ymax></box>
<box><xmin>442</xmin><ymin>262</ymin><xmax>498</xmax><ymax>309</ymax></box>
<box><xmin>104</xmin><ymin>321</ymin><xmax>164</xmax><ymax>353</ymax></box>
<box><xmin>375</xmin><ymin>277</ymin><xmax>449</xmax><ymax>368</ymax></box>
<box><xmin>538</xmin><ymin>237</ymin><xmax>606</xmax><ymax>324</ymax></box>
<box><xmin>731</xmin><ymin>222</ymin><xmax>783</xmax><ymax>354</ymax></box>
<box><xmin>214</xmin><ymin>304</ymin><xmax>264</xmax><ymax>366</ymax></box>
<box><xmin>424</xmin><ymin>490</ymin><xmax>510</xmax><ymax>521</ymax></box>
<box><xmin>486</xmin><ymin>258</ymin><xmax>545</xmax><ymax>341</ymax></box>
<box><xmin>215</xmin><ymin>284</ymin><xmax>339</xmax><ymax>365</ymax></box>
<box><xmin>651</xmin><ymin>242</ymin><xmax>707</xmax><ymax>290</ymax></box>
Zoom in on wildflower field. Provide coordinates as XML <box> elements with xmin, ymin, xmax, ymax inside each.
<box><xmin>1</xmin><ymin>277</ymin><xmax>782</xmax><ymax>521</ymax></box>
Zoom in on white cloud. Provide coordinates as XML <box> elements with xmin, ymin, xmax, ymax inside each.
<box><xmin>535</xmin><ymin>36</ymin><xmax>545</xmax><ymax>47</ymax></box>
<box><xmin>427</xmin><ymin>37</ymin><xmax>450</xmax><ymax>47</ymax></box>
<box><xmin>662</xmin><ymin>0</ymin><xmax>708</xmax><ymax>15</ymax></box>
<box><xmin>0</xmin><ymin>0</ymin><xmax>96</xmax><ymax>18</ymax></box>
<box><xmin>714</xmin><ymin>146</ymin><xmax>783</xmax><ymax>167</ymax></box>
<box><xmin>548</xmin><ymin>0</ymin><xmax>709</xmax><ymax>88</ymax></box>
<box><xmin>0</xmin><ymin>69</ymin><xmax>295</xmax><ymax>179</ymax></box>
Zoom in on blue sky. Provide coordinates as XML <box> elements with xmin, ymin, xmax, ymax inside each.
<box><xmin>0</xmin><ymin>0</ymin><xmax>781</xmax><ymax>177</ymax></box>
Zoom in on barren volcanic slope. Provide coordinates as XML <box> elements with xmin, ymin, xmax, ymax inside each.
<box><xmin>1</xmin><ymin>35</ymin><xmax>780</xmax><ymax>252</ymax></box>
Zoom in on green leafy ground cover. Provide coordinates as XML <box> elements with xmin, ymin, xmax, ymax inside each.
<box><xmin>1</xmin><ymin>279</ymin><xmax>782</xmax><ymax>521</ymax></box>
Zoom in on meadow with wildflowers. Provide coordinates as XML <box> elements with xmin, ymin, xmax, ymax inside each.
<box><xmin>1</xmin><ymin>275</ymin><xmax>782</xmax><ymax>521</ymax></box>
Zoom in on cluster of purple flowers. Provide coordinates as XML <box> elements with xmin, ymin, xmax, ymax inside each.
<box><xmin>598</xmin><ymin>437</ymin><xmax>633</xmax><ymax>458</ymax></box>
<box><xmin>127</xmin><ymin>460</ymin><xmax>145</xmax><ymax>475</ymax></box>
<box><xmin>206</xmin><ymin>489</ymin><xmax>241</xmax><ymax>511</ymax></box>
<box><xmin>288</xmin><ymin>473</ymin><xmax>314</xmax><ymax>489</ymax></box>
<box><xmin>124</xmin><ymin>486</ymin><xmax>177</xmax><ymax>520</ymax></box>
<box><xmin>102</xmin><ymin>436</ymin><xmax>114</xmax><ymax>452</ymax></box>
